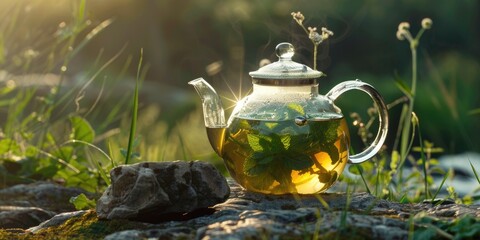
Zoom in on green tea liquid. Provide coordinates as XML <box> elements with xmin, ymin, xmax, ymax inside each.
<box><xmin>210</xmin><ymin>117</ymin><xmax>350</xmax><ymax>194</ymax></box>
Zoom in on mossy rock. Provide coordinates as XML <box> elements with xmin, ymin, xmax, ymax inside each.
<box><xmin>0</xmin><ymin>210</ymin><xmax>149</xmax><ymax>240</ymax></box>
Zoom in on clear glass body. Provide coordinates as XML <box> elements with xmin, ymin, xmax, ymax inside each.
<box><xmin>210</xmin><ymin>84</ymin><xmax>350</xmax><ymax>194</ymax></box>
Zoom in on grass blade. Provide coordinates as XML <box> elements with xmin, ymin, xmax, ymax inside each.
<box><xmin>414</xmin><ymin>113</ymin><xmax>430</xmax><ymax>200</ymax></box>
<box><xmin>356</xmin><ymin>164</ymin><xmax>371</xmax><ymax>195</ymax></box>
<box><xmin>125</xmin><ymin>48</ymin><xmax>143</xmax><ymax>164</ymax></box>
<box><xmin>469</xmin><ymin>160</ymin><xmax>480</xmax><ymax>184</ymax></box>
<box><xmin>178</xmin><ymin>132</ymin><xmax>188</xmax><ymax>160</ymax></box>
<box><xmin>468</xmin><ymin>108</ymin><xmax>480</xmax><ymax>116</ymax></box>
<box><xmin>431</xmin><ymin>170</ymin><xmax>449</xmax><ymax>202</ymax></box>
<box><xmin>108</xmin><ymin>141</ymin><xmax>117</xmax><ymax>168</ymax></box>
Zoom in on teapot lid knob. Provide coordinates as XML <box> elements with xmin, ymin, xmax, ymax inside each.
<box><xmin>249</xmin><ymin>42</ymin><xmax>324</xmax><ymax>83</ymax></box>
<box><xmin>276</xmin><ymin>42</ymin><xmax>295</xmax><ymax>60</ymax></box>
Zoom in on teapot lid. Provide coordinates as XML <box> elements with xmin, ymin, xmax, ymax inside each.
<box><xmin>249</xmin><ymin>42</ymin><xmax>324</xmax><ymax>85</ymax></box>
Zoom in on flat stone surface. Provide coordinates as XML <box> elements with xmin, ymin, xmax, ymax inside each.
<box><xmin>2</xmin><ymin>179</ymin><xmax>479</xmax><ymax>239</ymax></box>
<box><xmin>102</xmin><ymin>179</ymin><xmax>479</xmax><ymax>240</ymax></box>
<box><xmin>0</xmin><ymin>206</ymin><xmax>56</xmax><ymax>229</ymax></box>
<box><xmin>0</xmin><ymin>181</ymin><xmax>91</xmax><ymax>213</ymax></box>
<box><xmin>0</xmin><ymin>181</ymin><xmax>92</xmax><ymax>229</ymax></box>
<box><xmin>28</xmin><ymin>210</ymin><xmax>87</xmax><ymax>233</ymax></box>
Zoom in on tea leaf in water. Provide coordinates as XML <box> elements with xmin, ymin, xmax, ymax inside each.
<box><xmin>245</xmin><ymin>132</ymin><xmax>293</xmax><ymax>177</ymax></box>
<box><xmin>311</xmin><ymin>120</ymin><xmax>339</xmax><ymax>144</ymax></box>
<box><xmin>284</xmin><ymin>152</ymin><xmax>314</xmax><ymax>171</ymax></box>
<box><xmin>318</xmin><ymin>172</ymin><xmax>332</xmax><ymax>183</ymax></box>
<box><xmin>247</xmin><ymin>134</ymin><xmax>267</xmax><ymax>152</ymax></box>
<box><xmin>280</xmin><ymin>135</ymin><xmax>291</xmax><ymax>149</ymax></box>
<box><xmin>244</xmin><ymin>153</ymin><xmax>271</xmax><ymax>176</ymax></box>
<box><xmin>248</xmin><ymin>171</ymin><xmax>276</xmax><ymax>190</ymax></box>
<box><xmin>318</xmin><ymin>171</ymin><xmax>338</xmax><ymax>186</ymax></box>
<box><xmin>287</xmin><ymin>103</ymin><xmax>305</xmax><ymax>116</ymax></box>
<box><xmin>244</xmin><ymin>119</ymin><xmax>342</xmax><ymax>189</ymax></box>
<box><xmin>323</xmin><ymin>142</ymin><xmax>339</xmax><ymax>165</ymax></box>
<box><xmin>265</xmin><ymin>122</ymin><xmax>279</xmax><ymax>129</ymax></box>
<box><xmin>227</xmin><ymin>116</ymin><xmax>348</xmax><ymax>194</ymax></box>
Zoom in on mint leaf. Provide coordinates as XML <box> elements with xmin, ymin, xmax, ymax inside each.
<box><xmin>318</xmin><ymin>172</ymin><xmax>331</xmax><ymax>183</ymax></box>
<box><xmin>270</xmin><ymin>162</ymin><xmax>295</xmax><ymax>192</ymax></box>
<box><xmin>289</xmin><ymin>134</ymin><xmax>312</xmax><ymax>152</ymax></box>
<box><xmin>280</xmin><ymin>135</ymin><xmax>291</xmax><ymax>150</ymax></box>
<box><xmin>310</xmin><ymin>120</ymin><xmax>340</xmax><ymax>144</ymax></box>
<box><xmin>258</xmin><ymin>154</ymin><xmax>275</xmax><ymax>165</ymax></box>
<box><xmin>322</xmin><ymin>142</ymin><xmax>340</xmax><ymax>165</ymax></box>
<box><xmin>244</xmin><ymin>152</ymin><xmax>272</xmax><ymax>176</ymax></box>
<box><xmin>69</xmin><ymin>116</ymin><xmax>95</xmax><ymax>143</ymax></box>
<box><xmin>268</xmin><ymin>134</ymin><xmax>283</xmax><ymax>152</ymax></box>
<box><xmin>249</xmin><ymin>171</ymin><xmax>276</xmax><ymax>190</ymax></box>
<box><xmin>318</xmin><ymin>171</ymin><xmax>338</xmax><ymax>184</ymax></box>
<box><xmin>287</xmin><ymin>103</ymin><xmax>305</xmax><ymax>115</ymax></box>
<box><xmin>247</xmin><ymin>134</ymin><xmax>266</xmax><ymax>152</ymax></box>
<box><xmin>70</xmin><ymin>193</ymin><xmax>96</xmax><ymax>210</ymax></box>
<box><xmin>284</xmin><ymin>153</ymin><xmax>314</xmax><ymax>171</ymax></box>
<box><xmin>264</xmin><ymin>122</ymin><xmax>278</xmax><ymax>129</ymax></box>
<box><xmin>244</xmin><ymin>158</ymin><xmax>267</xmax><ymax>176</ymax></box>
<box><xmin>324</xmin><ymin>121</ymin><xmax>340</xmax><ymax>143</ymax></box>
<box><xmin>329</xmin><ymin>171</ymin><xmax>338</xmax><ymax>185</ymax></box>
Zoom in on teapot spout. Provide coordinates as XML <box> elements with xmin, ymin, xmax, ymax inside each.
<box><xmin>188</xmin><ymin>78</ymin><xmax>226</xmax><ymax>128</ymax></box>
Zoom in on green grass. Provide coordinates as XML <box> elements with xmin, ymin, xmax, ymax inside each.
<box><xmin>0</xmin><ymin>3</ymin><xmax>478</xmax><ymax>239</ymax></box>
<box><xmin>124</xmin><ymin>48</ymin><xmax>142</xmax><ymax>165</ymax></box>
<box><xmin>1</xmin><ymin>1</ymin><xmax>477</xmax><ymax>202</ymax></box>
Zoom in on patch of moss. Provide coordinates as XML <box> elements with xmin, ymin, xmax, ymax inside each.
<box><xmin>45</xmin><ymin>210</ymin><xmax>151</xmax><ymax>239</ymax></box>
<box><xmin>0</xmin><ymin>229</ymin><xmax>34</xmax><ymax>240</ymax></box>
<box><xmin>1</xmin><ymin>210</ymin><xmax>151</xmax><ymax>240</ymax></box>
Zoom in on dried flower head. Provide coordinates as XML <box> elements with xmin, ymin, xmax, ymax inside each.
<box><xmin>421</xmin><ymin>18</ymin><xmax>432</xmax><ymax>29</ymax></box>
<box><xmin>398</xmin><ymin>22</ymin><xmax>410</xmax><ymax>31</ymax></box>
<box><xmin>396</xmin><ymin>29</ymin><xmax>407</xmax><ymax>40</ymax></box>
<box><xmin>321</xmin><ymin>27</ymin><xmax>334</xmax><ymax>40</ymax></box>
<box><xmin>308</xmin><ymin>27</ymin><xmax>323</xmax><ymax>45</ymax></box>
<box><xmin>291</xmin><ymin>11</ymin><xmax>305</xmax><ymax>25</ymax></box>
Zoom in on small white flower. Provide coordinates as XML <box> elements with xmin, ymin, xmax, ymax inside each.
<box><xmin>398</xmin><ymin>22</ymin><xmax>410</xmax><ymax>31</ymax></box>
<box><xmin>396</xmin><ymin>30</ymin><xmax>406</xmax><ymax>40</ymax></box>
<box><xmin>421</xmin><ymin>18</ymin><xmax>432</xmax><ymax>29</ymax></box>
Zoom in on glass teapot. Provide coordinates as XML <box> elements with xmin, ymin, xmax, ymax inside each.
<box><xmin>189</xmin><ymin>42</ymin><xmax>388</xmax><ymax>195</ymax></box>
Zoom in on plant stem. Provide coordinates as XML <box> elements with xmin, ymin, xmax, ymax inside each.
<box><xmin>356</xmin><ymin>165</ymin><xmax>371</xmax><ymax>194</ymax></box>
<box><xmin>399</xmin><ymin>41</ymin><xmax>417</xmax><ymax>162</ymax></box>
<box><xmin>125</xmin><ymin>48</ymin><xmax>143</xmax><ymax>164</ymax></box>
<box><xmin>417</xmin><ymin>121</ymin><xmax>430</xmax><ymax>199</ymax></box>
<box><xmin>313</xmin><ymin>45</ymin><xmax>318</xmax><ymax>70</ymax></box>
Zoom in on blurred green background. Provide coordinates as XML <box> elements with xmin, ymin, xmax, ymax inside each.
<box><xmin>1</xmin><ymin>0</ymin><xmax>479</xmax><ymax>162</ymax></box>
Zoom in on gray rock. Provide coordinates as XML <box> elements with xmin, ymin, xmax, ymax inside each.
<box><xmin>0</xmin><ymin>181</ymin><xmax>93</xmax><ymax>230</ymax></box>
<box><xmin>0</xmin><ymin>206</ymin><xmax>56</xmax><ymax>229</ymax></box>
<box><xmin>104</xmin><ymin>230</ymin><xmax>144</xmax><ymax>240</ymax></box>
<box><xmin>96</xmin><ymin>161</ymin><xmax>230</xmax><ymax>222</ymax></box>
<box><xmin>0</xmin><ymin>181</ymin><xmax>92</xmax><ymax>212</ymax></box>
<box><xmin>27</xmin><ymin>210</ymin><xmax>87</xmax><ymax>233</ymax></box>
<box><xmin>105</xmin><ymin>227</ymin><xmax>193</xmax><ymax>240</ymax></box>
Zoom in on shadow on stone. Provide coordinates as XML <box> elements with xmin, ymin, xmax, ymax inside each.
<box><xmin>131</xmin><ymin>207</ymin><xmax>216</xmax><ymax>223</ymax></box>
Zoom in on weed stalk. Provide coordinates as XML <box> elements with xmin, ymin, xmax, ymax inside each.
<box><xmin>125</xmin><ymin>48</ymin><xmax>143</xmax><ymax>164</ymax></box>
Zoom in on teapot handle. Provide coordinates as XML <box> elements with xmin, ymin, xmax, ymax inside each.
<box><xmin>326</xmin><ymin>80</ymin><xmax>389</xmax><ymax>164</ymax></box>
